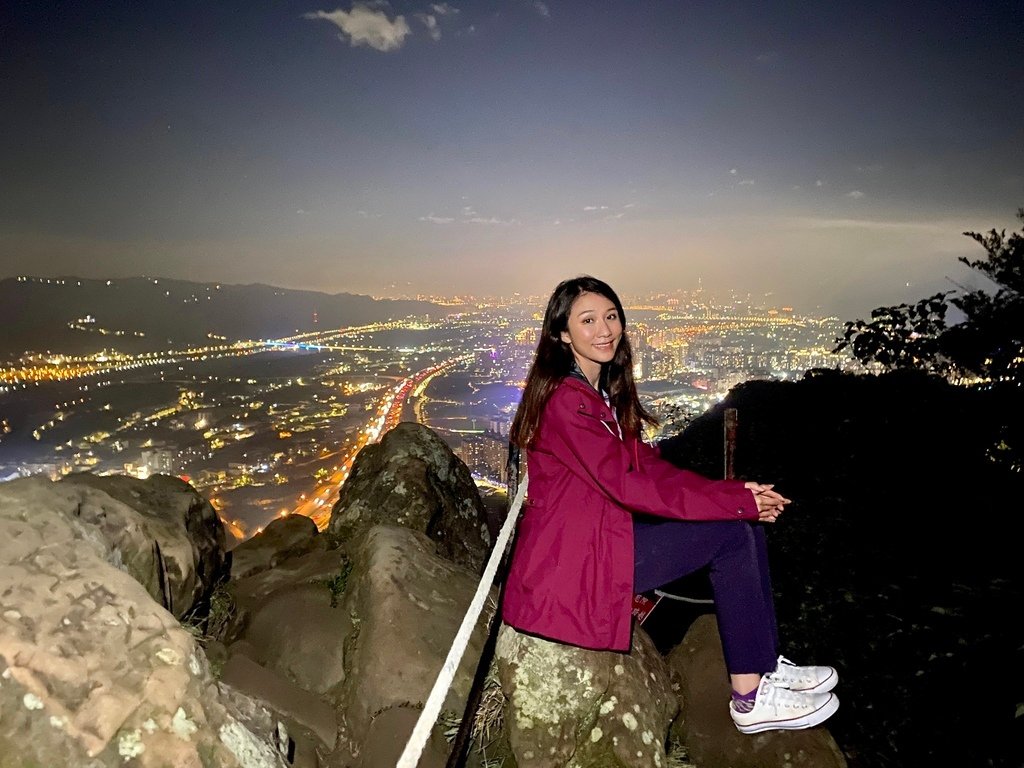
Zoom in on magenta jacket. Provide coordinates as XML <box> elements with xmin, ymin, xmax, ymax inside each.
<box><xmin>501</xmin><ymin>377</ymin><xmax>759</xmax><ymax>651</ymax></box>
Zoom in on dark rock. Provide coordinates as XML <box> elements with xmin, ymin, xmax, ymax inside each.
<box><xmin>220</xmin><ymin>653</ymin><xmax>338</xmax><ymax>751</ymax></box>
<box><xmin>58</xmin><ymin>472</ymin><xmax>226</xmax><ymax>620</ymax></box>
<box><xmin>336</xmin><ymin>525</ymin><xmax>494</xmax><ymax>751</ymax></box>
<box><xmin>230</xmin><ymin>513</ymin><xmax>325</xmax><ymax>581</ymax></box>
<box><xmin>225</xmin><ymin>548</ymin><xmax>350</xmax><ymax>644</ymax></box>
<box><xmin>658</xmin><ymin>370</ymin><xmax>1022</xmax><ymax>768</ymax></box>
<box><xmin>327</xmin><ymin>422</ymin><xmax>491</xmax><ymax>571</ymax></box>
<box><xmin>232</xmin><ymin>581</ymin><xmax>354</xmax><ymax>697</ymax></box>
<box><xmin>666</xmin><ymin>614</ymin><xmax>845</xmax><ymax>768</ymax></box>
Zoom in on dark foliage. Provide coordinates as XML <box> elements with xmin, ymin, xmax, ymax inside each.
<box><xmin>835</xmin><ymin>208</ymin><xmax>1024</xmax><ymax>387</ymax></box>
<box><xmin>657</xmin><ymin>369</ymin><xmax>1023</xmax><ymax>768</ymax></box>
<box><xmin>833</xmin><ymin>292</ymin><xmax>954</xmax><ymax>373</ymax></box>
<box><xmin>835</xmin><ymin>209</ymin><xmax>1024</xmax><ymax>476</ymax></box>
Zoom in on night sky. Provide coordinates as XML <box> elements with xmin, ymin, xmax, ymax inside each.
<box><xmin>3</xmin><ymin>1</ymin><xmax>1023</xmax><ymax>316</ymax></box>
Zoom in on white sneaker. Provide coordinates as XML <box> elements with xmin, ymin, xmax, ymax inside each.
<box><xmin>730</xmin><ymin>677</ymin><xmax>839</xmax><ymax>734</ymax></box>
<box><xmin>767</xmin><ymin>655</ymin><xmax>838</xmax><ymax>693</ymax></box>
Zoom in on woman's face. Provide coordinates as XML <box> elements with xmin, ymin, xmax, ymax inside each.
<box><xmin>560</xmin><ymin>291</ymin><xmax>622</xmax><ymax>386</ymax></box>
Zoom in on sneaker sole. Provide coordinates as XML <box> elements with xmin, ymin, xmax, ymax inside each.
<box><xmin>787</xmin><ymin>668</ymin><xmax>838</xmax><ymax>694</ymax></box>
<box><xmin>733</xmin><ymin>693</ymin><xmax>839</xmax><ymax>734</ymax></box>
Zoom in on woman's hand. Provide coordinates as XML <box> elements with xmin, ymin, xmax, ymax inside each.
<box><xmin>744</xmin><ymin>482</ymin><xmax>791</xmax><ymax>523</ymax></box>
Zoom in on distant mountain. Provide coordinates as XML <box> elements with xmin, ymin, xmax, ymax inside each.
<box><xmin>0</xmin><ymin>277</ymin><xmax>442</xmax><ymax>358</ymax></box>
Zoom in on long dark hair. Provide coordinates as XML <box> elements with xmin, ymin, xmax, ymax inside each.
<box><xmin>510</xmin><ymin>275</ymin><xmax>657</xmax><ymax>448</ymax></box>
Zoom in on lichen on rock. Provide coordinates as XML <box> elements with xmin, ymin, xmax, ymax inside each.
<box><xmin>495</xmin><ymin>623</ymin><xmax>677</xmax><ymax>768</ymax></box>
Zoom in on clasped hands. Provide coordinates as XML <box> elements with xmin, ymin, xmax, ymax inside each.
<box><xmin>744</xmin><ymin>482</ymin><xmax>791</xmax><ymax>523</ymax></box>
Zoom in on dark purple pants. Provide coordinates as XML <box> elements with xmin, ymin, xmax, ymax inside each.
<box><xmin>633</xmin><ymin>518</ymin><xmax>779</xmax><ymax>675</ymax></box>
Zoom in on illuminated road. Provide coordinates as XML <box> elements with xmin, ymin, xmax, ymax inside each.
<box><xmin>281</xmin><ymin>354</ymin><xmax>473</xmax><ymax>531</ymax></box>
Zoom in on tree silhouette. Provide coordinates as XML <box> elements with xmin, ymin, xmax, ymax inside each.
<box><xmin>835</xmin><ymin>207</ymin><xmax>1024</xmax><ymax>387</ymax></box>
<box><xmin>833</xmin><ymin>292</ymin><xmax>954</xmax><ymax>374</ymax></box>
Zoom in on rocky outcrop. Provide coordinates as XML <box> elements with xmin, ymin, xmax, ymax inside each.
<box><xmin>495</xmin><ymin>623</ymin><xmax>678</xmax><ymax>768</ymax></box>
<box><xmin>229</xmin><ymin>514</ymin><xmax>326</xmax><ymax>581</ymax></box>
<box><xmin>0</xmin><ymin>420</ymin><xmax>849</xmax><ymax>768</ymax></box>
<box><xmin>212</xmin><ymin>537</ymin><xmax>351</xmax><ymax>766</ymax></box>
<box><xmin>326</xmin><ymin>422</ymin><xmax>491</xmax><ymax>571</ymax></box>
<box><xmin>666</xmin><ymin>614</ymin><xmax>846</xmax><ymax>768</ymax></box>
<box><xmin>58</xmin><ymin>471</ymin><xmax>227</xmax><ymax>619</ymax></box>
<box><xmin>225</xmin><ymin>546</ymin><xmax>353</xmax><ymax>698</ymax></box>
<box><xmin>218</xmin><ymin>522</ymin><xmax>496</xmax><ymax>767</ymax></box>
<box><xmin>0</xmin><ymin>475</ymin><xmax>287</xmax><ymax>767</ymax></box>
<box><xmin>335</xmin><ymin>524</ymin><xmax>497</xmax><ymax>767</ymax></box>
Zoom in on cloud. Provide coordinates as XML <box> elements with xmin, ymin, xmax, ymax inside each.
<box><xmin>791</xmin><ymin>217</ymin><xmax>949</xmax><ymax>233</ymax></box>
<box><xmin>461</xmin><ymin>206</ymin><xmax>477</xmax><ymax>216</ymax></box>
<box><xmin>847</xmin><ymin>190</ymin><xmax>865</xmax><ymax>199</ymax></box>
<box><xmin>417</xmin><ymin>13</ymin><xmax>441</xmax><ymax>40</ymax></box>
<box><xmin>583</xmin><ymin>205</ymin><xmax>609</xmax><ymax>211</ymax></box>
<box><xmin>738</xmin><ymin>179</ymin><xmax>755</xmax><ymax>186</ymax></box>
<box><xmin>729</xmin><ymin>168</ymin><xmax>737</xmax><ymax>175</ymax></box>
<box><xmin>305</xmin><ymin>5</ymin><xmax>411</xmax><ymax>52</ymax></box>
<box><xmin>467</xmin><ymin>216</ymin><xmax>516</xmax><ymax>225</ymax></box>
<box><xmin>417</xmin><ymin>4</ymin><xmax>461</xmax><ymax>43</ymax></box>
<box><xmin>533</xmin><ymin>2</ymin><xmax>550</xmax><ymax>17</ymax></box>
<box><xmin>419</xmin><ymin>214</ymin><xmax>455</xmax><ymax>224</ymax></box>
<box><xmin>815</xmin><ymin>179</ymin><xmax>824</xmax><ymax>187</ymax></box>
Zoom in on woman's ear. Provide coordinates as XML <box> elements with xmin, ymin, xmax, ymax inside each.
<box><xmin>560</xmin><ymin>330</ymin><xmax>571</xmax><ymax>344</ymax></box>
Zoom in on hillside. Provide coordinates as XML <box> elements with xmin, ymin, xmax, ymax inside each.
<box><xmin>656</xmin><ymin>368</ymin><xmax>1022</xmax><ymax>768</ymax></box>
<box><xmin>0</xmin><ymin>277</ymin><xmax>441</xmax><ymax>358</ymax></box>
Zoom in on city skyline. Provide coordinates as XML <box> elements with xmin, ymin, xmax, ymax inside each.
<box><xmin>0</xmin><ymin>290</ymin><xmax>843</xmax><ymax>539</ymax></box>
<box><xmin>3</xmin><ymin>1</ymin><xmax>1023</xmax><ymax>318</ymax></box>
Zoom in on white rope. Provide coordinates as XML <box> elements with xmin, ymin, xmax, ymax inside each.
<box><xmin>653</xmin><ymin>588</ymin><xmax>715</xmax><ymax>605</ymax></box>
<box><xmin>396</xmin><ymin>472</ymin><xmax>529</xmax><ymax>768</ymax></box>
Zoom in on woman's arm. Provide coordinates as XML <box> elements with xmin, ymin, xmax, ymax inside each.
<box><xmin>543</xmin><ymin>390</ymin><xmax>759</xmax><ymax>522</ymax></box>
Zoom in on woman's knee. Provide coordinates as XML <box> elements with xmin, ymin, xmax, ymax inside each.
<box><xmin>713</xmin><ymin>520</ymin><xmax>758</xmax><ymax>557</ymax></box>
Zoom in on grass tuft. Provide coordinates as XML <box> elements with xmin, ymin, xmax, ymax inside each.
<box><xmin>322</xmin><ymin>557</ymin><xmax>353</xmax><ymax>608</ymax></box>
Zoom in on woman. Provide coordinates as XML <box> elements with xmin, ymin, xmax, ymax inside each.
<box><xmin>501</xmin><ymin>275</ymin><xmax>839</xmax><ymax>734</ymax></box>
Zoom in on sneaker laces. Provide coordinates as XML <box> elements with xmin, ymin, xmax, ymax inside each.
<box><xmin>756</xmin><ymin>677</ymin><xmax>814</xmax><ymax>713</ymax></box>
<box><xmin>768</xmin><ymin>655</ymin><xmax>818</xmax><ymax>686</ymax></box>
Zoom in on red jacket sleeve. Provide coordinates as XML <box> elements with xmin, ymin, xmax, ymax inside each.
<box><xmin>635</xmin><ymin>436</ymin><xmax>661</xmax><ymax>463</ymax></box>
<box><xmin>540</xmin><ymin>389</ymin><xmax>759</xmax><ymax>522</ymax></box>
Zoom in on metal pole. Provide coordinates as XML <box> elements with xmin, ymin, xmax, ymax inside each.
<box><xmin>723</xmin><ymin>407</ymin><xmax>737</xmax><ymax>480</ymax></box>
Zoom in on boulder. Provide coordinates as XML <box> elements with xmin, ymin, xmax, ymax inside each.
<box><xmin>224</xmin><ymin>548</ymin><xmax>350</xmax><ymax>647</ymax></box>
<box><xmin>230</xmin><ymin>514</ymin><xmax>326</xmax><ymax>581</ymax></box>
<box><xmin>495</xmin><ymin>623</ymin><xmax>678</xmax><ymax>768</ymax></box>
<box><xmin>61</xmin><ymin>472</ymin><xmax>228</xmax><ymax>619</ymax></box>
<box><xmin>220</xmin><ymin>653</ymin><xmax>338</xmax><ymax>752</ymax></box>
<box><xmin>327</xmin><ymin>422</ymin><xmax>491</xmax><ymax>571</ymax></box>
<box><xmin>0</xmin><ymin>475</ymin><xmax>287</xmax><ymax>767</ymax></box>
<box><xmin>336</xmin><ymin>525</ymin><xmax>497</xmax><ymax>767</ymax></box>
<box><xmin>231</xmin><ymin>580</ymin><xmax>353</xmax><ymax>698</ymax></box>
<box><xmin>666</xmin><ymin>614</ymin><xmax>847</xmax><ymax>768</ymax></box>
<box><xmin>222</xmin><ymin>521</ymin><xmax>496</xmax><ymax>767</ymax></box>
